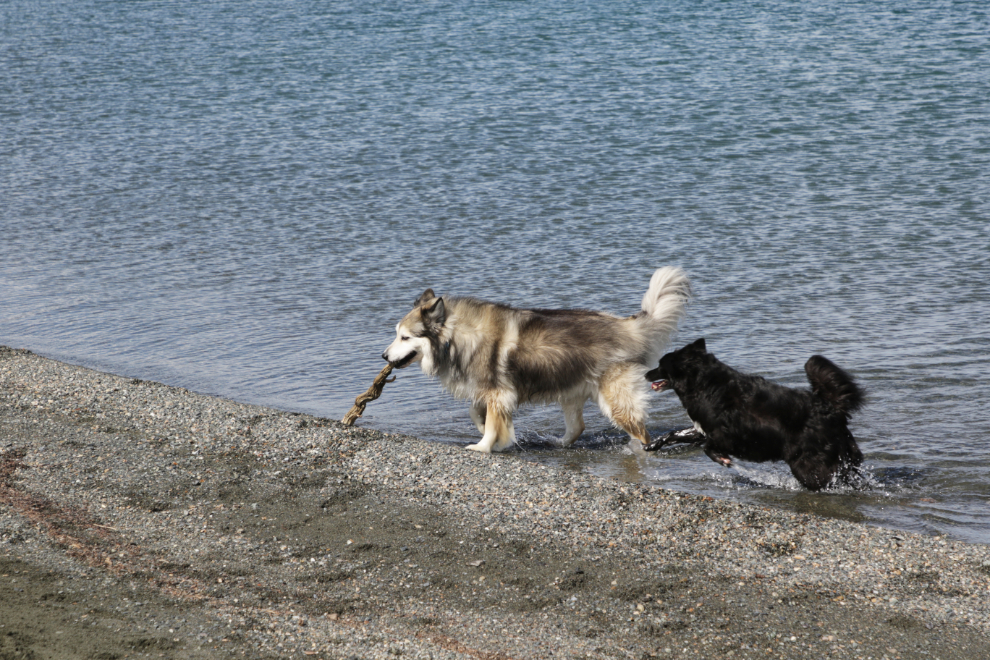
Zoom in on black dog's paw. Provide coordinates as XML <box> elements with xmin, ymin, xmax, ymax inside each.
<box><xmin>704</xmin><ymin>445</ymin><xmax>733</xmax><ymax>467</ymax></box>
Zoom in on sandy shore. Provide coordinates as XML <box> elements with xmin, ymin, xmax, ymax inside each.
<box><xmin>2</xmin><ymin>345</ymin><xmax>989</xmax><ymax>659</ymax></box>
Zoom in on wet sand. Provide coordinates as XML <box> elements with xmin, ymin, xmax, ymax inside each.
<box><xmin>2</xmin><ymin>345</ymin><xmax>989</xmax><ymax>659</ymax></box>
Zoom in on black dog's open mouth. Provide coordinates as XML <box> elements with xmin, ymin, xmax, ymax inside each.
<box><xmin>645</xmin><ymin>364</ymin><xmax>669</xmax><ymax>391</ymax></box>
<box><xmin>388</xmin><ymin>352</ymin><xmax>417</xmax><ymax>369</ymax></box>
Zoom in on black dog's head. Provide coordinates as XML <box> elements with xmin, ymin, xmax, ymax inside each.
<box><xmin>646</xmin><ymin>338</ymin><xmax>708</xmax><ymax>392</ymax></box>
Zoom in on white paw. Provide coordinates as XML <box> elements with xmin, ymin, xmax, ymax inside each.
<box><xmin>465</xmin><ymin>443</ymin><xmax>491</xmax><ymax>453</ymax></box>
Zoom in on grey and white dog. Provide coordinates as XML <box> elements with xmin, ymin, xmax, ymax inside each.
<box><xmin>382</xmin><ymin>267</ymin><xmax>690</xmax><ymax>452</ymax></box>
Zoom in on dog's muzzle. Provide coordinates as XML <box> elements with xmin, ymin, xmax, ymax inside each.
<box><xmin>645</xmin><ymin>364</ymin><xmax>668</xmax><ymax>391</ymax></box>
<box><xmin>383</xmin><ymin>351</ymin><xmax>416</xmax><ymax>369</ymax></box>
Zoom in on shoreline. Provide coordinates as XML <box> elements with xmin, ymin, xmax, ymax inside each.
<box><xmin>2</xmin><ymin>345</ymin><xmax>989</xmax><ymax>659</ymax></box>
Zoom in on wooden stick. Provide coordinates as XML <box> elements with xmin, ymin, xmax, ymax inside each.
<box><xmin>341</xmin><ymin>364</ymin><xmax>396</xmax><ymax>426</ymax></box>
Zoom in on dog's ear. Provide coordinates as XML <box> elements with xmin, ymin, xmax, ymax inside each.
<box><xmin>421</xmin><ymin>296</ymin><xmax>446</xmax><ymax>328</ymax></box>
<box><xmin>690</xmin><ymin>338</ymin><xmax>707</xmax><ymax>352</ymax></box>
<box><xmin>414</xmin><ymin>288</ymin><xmax>436</xmax><ymax>307</ymax></box>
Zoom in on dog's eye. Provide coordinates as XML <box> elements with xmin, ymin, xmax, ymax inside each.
<box><xmin>401</xmin><ymin>335</ymin><xmax>410</xmax><ymax>341</ymax></box>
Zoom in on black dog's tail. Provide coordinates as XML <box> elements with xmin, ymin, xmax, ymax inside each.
<box><xmin>805</xmin><ymin>355</ymin><xmax>863</xmax><ymax>417</ymax></box>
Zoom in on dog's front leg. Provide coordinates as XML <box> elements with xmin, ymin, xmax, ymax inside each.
<box><xmin>469</xmin><ymin>400</ymin><xmax>487</xmax><ymax>435</ymax></box>
<box><xmin>556</xmin><ymin>398</ymin><xmax>586</xmax><ymax>447</ymax></box>
<box><xmin>703</xmin><ymin>444</ymin><xmax>732</xmax><ymax>467</ymax></box>
<box><xmin>466</xmin><ymin>401</ymin><xmax>516</xmax><ymax>453</ymax></box>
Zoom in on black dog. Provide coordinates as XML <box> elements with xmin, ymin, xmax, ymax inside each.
<box><xmin>645</xmin><ymin>338</ymin><xmax>864</xmax><ymax>491</ymax></box>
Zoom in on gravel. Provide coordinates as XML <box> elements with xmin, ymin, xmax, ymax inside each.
<box><xmin>2</xmin><ymin>345</ymin><xmax>989</xmax><ymax>659</ymax></box>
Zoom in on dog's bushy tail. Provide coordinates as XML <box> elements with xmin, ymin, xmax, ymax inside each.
<box><xmin>640</xmin><ymin>266</ymin><xmax>691</xmax><ymax>326</ymax></box>
<box><xmin>805</xmin><ymin>355</ymin><xmax>863</xmax><ymax>417</ymax></box>
<box><xmin>636</xmin><ymin>267</ymin><xmax>691</xmax><ymax>363</ymax></box>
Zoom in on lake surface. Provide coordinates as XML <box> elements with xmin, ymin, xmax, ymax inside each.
<box><xmin>2</xmin><ymin>0</ymin><xmax>988</xmax><ymax>543</ymax></box>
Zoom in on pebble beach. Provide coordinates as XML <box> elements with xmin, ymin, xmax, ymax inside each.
<box><xmin>2</xmin><ymin>345</ymin><xmax>989</xmax><ymax>659</ymax></box>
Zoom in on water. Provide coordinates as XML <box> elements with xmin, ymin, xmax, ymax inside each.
<box><xmin>2</xmin><ymin>0</ymin><xmax>989</xmax><ymax>543</ymax></box>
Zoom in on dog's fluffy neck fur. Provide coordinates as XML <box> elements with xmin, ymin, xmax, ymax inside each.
<box><xmin>423</xmin><ymin>296</ymin><xmax>517</xmax><ymax>401</ymax></box>
<box><xmin>419</xmin><ymin>296</ymin><xmax>463</xmax><ymax>381</ymax></box>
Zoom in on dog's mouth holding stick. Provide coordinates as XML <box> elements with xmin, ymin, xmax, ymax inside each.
<box><xmin>385</xmin><ymin>351</ymin><xmax>418</xmax><ymax>369</ymax></box>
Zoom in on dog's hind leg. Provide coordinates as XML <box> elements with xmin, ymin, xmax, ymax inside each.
<box><xmin>615</xmin><ymin>417</ymin><xmax>650</xmax><ymax>450</ymax></box>
<box><xmin>555</xmin><ymin>397</ymin><xmax>586</xmax><ymax>447</ymax></box>
<box><xmin>787</xmin><ymin>455</ymin><xmax>833</xmax><ymax>491</ymax></box>
<box><xmin>491</xmin><ymin>415</ymin><xmax>516</xmax><ymax>452</ymax></box>
<box><xmin>597</xmin><ymin>363</ymin><xmax>651</xmax><ymax>447</ymax></box>
<box><xmin>466</xmin><ymin>400</ymin><xmax>516</xmax><ymax>453</ymax></box>
<box><xmin>790</xmin><ymin>429</ymin><xmax>862</xmax><ymax>490</ymax></box>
